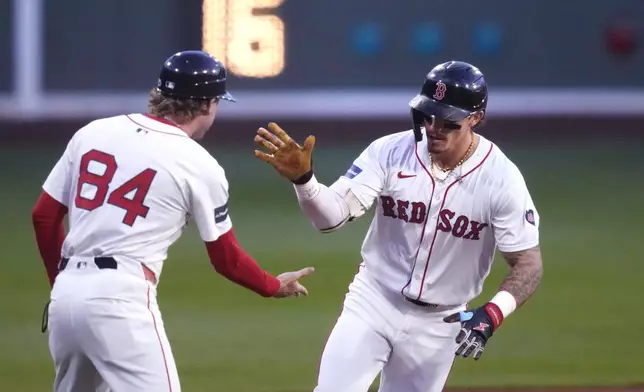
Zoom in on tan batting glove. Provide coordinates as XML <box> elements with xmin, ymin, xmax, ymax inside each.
<box><xmin>254</xmin><ymin>122</ymin><xmax>316</xmax><ymax>183</ymax></box>
<box><xmin>273</xmin><ymin>267</ymin><xmax>315</xmax><ymax>298</ymax></box>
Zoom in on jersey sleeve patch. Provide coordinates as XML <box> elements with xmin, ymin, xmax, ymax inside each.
<box><xmin>525</xmin><ymin>209</ymin><xmax>536</xmax><ymax>226</ymax></box>
<box><xmin>344</xmin><ymin>164</ymin><xmax>363</xmax><ymax>179</ymax></box>
<box><xmin>214</xmin><ymin>202</ymin><xmax>229</xmax><ymax>223</ymax></box>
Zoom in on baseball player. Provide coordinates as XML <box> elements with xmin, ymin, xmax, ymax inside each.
<box><xmin>253</xmin><ymin>61</ymin><xmax>544</xmax><ymax>392</ymax></box>
<box><xmin>31</xmin><ymin>50</ymin><xmax>314</xmax><ymax>392</ymax></box>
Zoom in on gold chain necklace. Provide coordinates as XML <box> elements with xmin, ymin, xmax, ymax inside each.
<box><xmin>431</xmin><ymin>134</ymin><xmax>475</xmax><ymax>177</ymax></box>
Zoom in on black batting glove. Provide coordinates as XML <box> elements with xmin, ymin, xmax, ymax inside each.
<box><xmin>443</xmin><ymin>303</ymin><xmax>504</xmax><ymax>360</ymax></box>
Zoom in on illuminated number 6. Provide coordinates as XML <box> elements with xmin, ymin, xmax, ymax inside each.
<box><xmin>202</xmin><ymin>0</ymin><xmax>286</xmax><ymax>78</ymax></box>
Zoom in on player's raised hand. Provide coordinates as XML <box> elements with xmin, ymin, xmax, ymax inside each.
<box><xmin>254</xmin><ymin>122</ymin><xmax>316</xmax><ymax>183</ymax></box>
<box><xmin>273</xmin><ymin>267</ymin><xmax>315</xmax><ymax>298</ymax></box>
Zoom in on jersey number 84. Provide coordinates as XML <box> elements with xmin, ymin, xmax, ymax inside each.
<box><xmin>75</xmin><ymin>149</ymin><xmax>157</xmax><ymax>227</ymax></box>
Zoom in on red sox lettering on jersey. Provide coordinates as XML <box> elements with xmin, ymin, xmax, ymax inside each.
<box><xmin>327</xmin><ymin>130</ymin><xmax>539</xmax><ymax>306</ymax></box>
<box><xmin>379</xmin><ymin>197</ymin><xmax>489</xmax><ymax>240</ymax></box>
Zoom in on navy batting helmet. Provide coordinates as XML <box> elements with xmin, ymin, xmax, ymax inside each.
<box><xmin>409</xmin><ymin>61</ymin><xmax>487</xmax><ymax>141</ymax></box>
<box><xmin>156</xmin><ymin>50</ymin><xmax>235</xmax><ymax>102</ymax></box>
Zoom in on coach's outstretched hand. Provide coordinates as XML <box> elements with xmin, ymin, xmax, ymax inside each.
<box><xmin>254</xmin><ymin>122</ymin><xmax>316</xmax><ymax>183</ymax></box>
<box><xmin>273</xmin><ymin>267</ymin><xmax>315</xmax><ymax>298</ymax></box>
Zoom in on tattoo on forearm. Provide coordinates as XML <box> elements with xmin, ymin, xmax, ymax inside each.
<box><xmin>500</xmin><ymin>246</ymin><xmax>543</xmax><ymax>306</ymax></box>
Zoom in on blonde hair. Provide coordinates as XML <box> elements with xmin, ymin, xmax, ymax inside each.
<box><xmin>147</xmin><ymin>88</ymin><xmax>212</xmax><ymax>125</ymax></box>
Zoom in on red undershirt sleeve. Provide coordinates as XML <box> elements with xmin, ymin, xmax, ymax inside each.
<box><xmin>204</xmin><ymin>229</ymin><xmax>281</xmax><ymax>298</ymax></box>
<box><xmin>32</xmin><ymin>191</ymin><xmax>68</xmax><ymax>287</ymax></box>
<box><xmin>189</xmin><ymin>155</ymin><xmax>280</xmax><ymax>298</ymax></box>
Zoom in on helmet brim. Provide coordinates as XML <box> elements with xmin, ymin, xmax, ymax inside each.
<box><xmin>409</xmin><ymin>94</ymin><xmax>471</xmax><ymax>122</ymax></box>
<box><xmin>218</xmin><ymin>91</ymin><xmax>236</xmax><ymax>103</ymax></box>
<box><xmin>157</xmin><ymin>88</ymin><xmax>237</xmax><ymax>102</ymax></box>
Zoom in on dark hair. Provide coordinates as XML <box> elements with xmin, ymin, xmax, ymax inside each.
<box><xmin>147</xmin><ymin>88</ymin><xmax>215</xmax><ymax>125</ymax></box>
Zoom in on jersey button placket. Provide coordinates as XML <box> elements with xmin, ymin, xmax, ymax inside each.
<box><xmin>412</xmin><ymin>190</ymin><xmax>442</xmax><ymax>299</ymax></box>
<box><xmin>407</xmin><ymin>213</ymin><xmax>429</xmax><ymax>295</ymax></box>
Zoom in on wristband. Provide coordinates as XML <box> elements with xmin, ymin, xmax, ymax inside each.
<box><xmin>489</xmin><ymin>290</ymin><xmax>518</xmax><ymax>318</ymax></box>
<box><xmin>292</xmin><ymin>169</ymin><xmax>314</xmax><ymax>185</ymax></box>
<box><xmin>293</xmin><ymin>174</ymin><xmax>320</xmax><ymax>200</ymax></box>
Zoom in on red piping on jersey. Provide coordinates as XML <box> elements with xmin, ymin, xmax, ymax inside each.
<box><xmin>205</xmin><ymin>229</ymin><xmax>281</xmax><ymax>297</ymax></box>
<box><xmin>32</xmin><ymin>190</ymin><xmax>68</xmax><ymax>287</ymax></box>
<box><xmin>147</xmin><ymin>286</ymin><xmax>173</xmax><ymax>391</ymax></box>
<box><xmin>125</xmin><ymin>114</ymin><xmax>188</xmax><ymax>138</ymax></box>
<box><xmin>400</xmin><ymin>142</ymin><xmax>436</xmax><ymax>296</ymax></box>
<box><xmin>415</xmin><ymin>142</ymin><xmax>494</xmax><ymax>301</ymax></box>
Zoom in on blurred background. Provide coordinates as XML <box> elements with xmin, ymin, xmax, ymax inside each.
<box><xmin>1</xmin><ymin>0</ymin><xmax>643</xmax><ymax>391</ymax></box>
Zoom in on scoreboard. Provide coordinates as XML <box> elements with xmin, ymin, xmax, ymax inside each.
<box><xmin>1</xmin><ymin>0</ymin><xmax>641</xmax><ymax>119</ymax></box>
<box><xmin>201</xmin><ymin>0</ymin><xmax>644</xmax><ymax>89</ymax></box>
<box><xmin>3</xmin><ymin>0</ymin><xmax>640</xmax><ymax>93</ymax></box>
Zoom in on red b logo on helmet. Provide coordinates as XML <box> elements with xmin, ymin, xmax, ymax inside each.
<box><xmin>433</xmin><ymin>81</ymin><xmax>447</xmax><ymax>100</ymax></box>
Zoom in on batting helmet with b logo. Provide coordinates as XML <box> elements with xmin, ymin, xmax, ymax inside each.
<box><xmin>409</xmin><ymin>61</ymin><xmax>488</xmax><ymax>141</ymax></box>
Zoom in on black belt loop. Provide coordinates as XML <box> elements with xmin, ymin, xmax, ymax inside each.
<box><xmin>58</xmin><ymin>257</ymin><xmax>117</xmax><ymax>271</ymax></box>
<box><xmin>94</xmin><ymin>257</ymin><xmax>117</xmax><ymax>269</ymax></box>
<box><xmin>58</xmin><ymin>257</ymin><xmax>69</xmax><ymax>271</ymax></box>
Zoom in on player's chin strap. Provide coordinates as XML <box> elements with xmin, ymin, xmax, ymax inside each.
<box><xmin>413</xmin><ymin>124</ymin><xmax>423</xmax><ymax>142</ymax></box>
<box><xmin>412</xmin><ymin>109</ymin><xmax>423</xmax><ymax>142</ymax></box>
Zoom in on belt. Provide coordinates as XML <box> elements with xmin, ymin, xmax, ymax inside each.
<box><xmin>59</xmin><ymin>256</ymin><xmax>157</xmax><ymax>284</ymax></box>
<box><xmin>404</xmin><ymin>296</ymin><xmax>440</xmax><ymax>308</ymax></box>
<box><xmin>59</xmin><ymin>256</ymin><xmax>115</xmax><ymax>271</ymax></box>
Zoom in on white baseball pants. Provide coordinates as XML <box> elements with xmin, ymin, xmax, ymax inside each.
<box><xmin>314</xmin><ymin>267</ymin><xmax>464</xmax><ymax>392</ymax></box>
<box><xmin>47</xmin><ymin>261</ymin><xmax>180</xmax><ymax>392</ymax></box>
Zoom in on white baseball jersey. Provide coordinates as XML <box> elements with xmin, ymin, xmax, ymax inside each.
<box><xmin>42</xmin><ymin>113</ymin><xmax>232</xmax><ymax>281</ymax></box>
<box><xmin>330</xmin><ymin>129</ymin><xmax>540</xmax><ymax>306</ymax></box>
